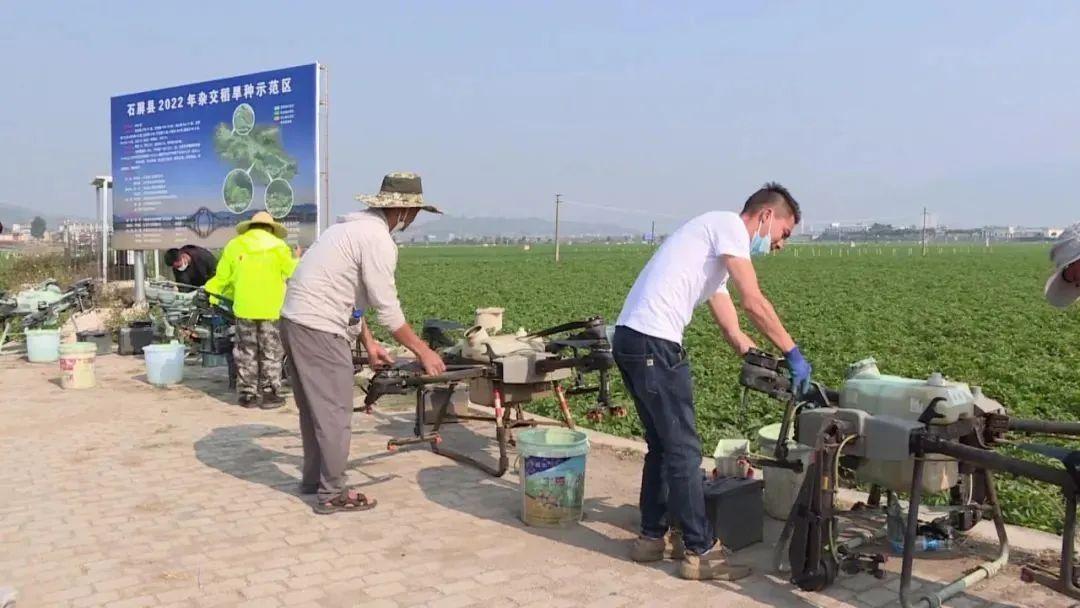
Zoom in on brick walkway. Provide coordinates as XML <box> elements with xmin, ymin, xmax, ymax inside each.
<box><xmin>0</xmin><ymin>354</ymin><xmax>1072</xmax><ymax>607</ymax></box>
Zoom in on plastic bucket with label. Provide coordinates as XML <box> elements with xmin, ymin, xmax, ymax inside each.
<box><xmin>59</xmin><ymin>342</ymin><xmax>97</xmax><ymax>389</ymax></box>
<box><xmin>517</xmin><ymin>428</ymin><xmax>590</xmax><ymax>527</ymax></box>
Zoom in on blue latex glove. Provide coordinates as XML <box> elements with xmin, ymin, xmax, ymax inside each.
<box><xmin>785</xmin><ymin>346</ymin><xmax>812</xmax><ymax>397</ymax></box>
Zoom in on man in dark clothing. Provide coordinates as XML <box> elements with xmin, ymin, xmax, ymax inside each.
<box><xmin>164</xmin><ymin>245</ymin><xmax>217</xmax><ymax>291</ymax></box>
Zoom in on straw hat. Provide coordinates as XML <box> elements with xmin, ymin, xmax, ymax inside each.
<box><xmin>355</xmin><ymin>172</ymin><xmax>441</xmax><ymax>213</ymax></box>
<box><xmin>1045</xmin><ymin>223</ymin><xmax>1080</xmax><ymax>308</ymax></box>
<box><xmin>237</xmin><ymin>211</ymin><xmax>287</xmax><ymax>240</ymax></box>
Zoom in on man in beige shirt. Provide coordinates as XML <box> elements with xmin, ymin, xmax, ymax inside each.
<box><xmin>281</xmin><ymin>172</ymin><xmax>446</xmax><ymax>514</ymax></box>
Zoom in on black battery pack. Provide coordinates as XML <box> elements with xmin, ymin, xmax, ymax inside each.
<box><xmin>704</xmin><ymin>476</ymin><xmax>764</xmax><ymax>551</ymax></box>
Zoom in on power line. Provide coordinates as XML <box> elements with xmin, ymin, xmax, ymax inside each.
<box><xmin>559</xmin><ymin>198</ymin><xmax>683</xmax><ymax>220</ymax></box>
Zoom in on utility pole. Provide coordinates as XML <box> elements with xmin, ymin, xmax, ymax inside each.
<box><xmin>921</xmin><ymin>207</ymin><xmax>929</xmax><ymax>256</ymax></box>
<box><xmin>650</xmin><ymin>220</ymin><xmax>656</xmax><ymax>246</ymax></box>
<box><xmin>554</xmin><ymin>194</ymin><xmax>562</xmax><ymax>263</ymax></box>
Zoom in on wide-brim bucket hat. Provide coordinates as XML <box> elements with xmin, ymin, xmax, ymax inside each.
<box><xmin>1045</xmin><ymin>223</ymin><xmax>1080</xmax><ymax>308</ymax></box>
<box><xmin>237</xmin><ymin>210</ymin><xmax>287</xmax><ymax>240</ymax></box>
<box><xmin>355</xmin><ymin>172</ymin><xmax>442</xmax><ymax>214</ymax></box>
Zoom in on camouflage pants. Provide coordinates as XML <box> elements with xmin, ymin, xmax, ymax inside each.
<box><xmin>234</xmin><ymin>319</ymin><xmax>284</xmax><ymax>396</ymax></box>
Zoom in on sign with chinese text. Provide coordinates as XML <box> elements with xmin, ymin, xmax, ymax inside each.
<box><xmin>110</xmin><ymin>63</ymin><xmax>320</xmax><ymax>249</ymax></box>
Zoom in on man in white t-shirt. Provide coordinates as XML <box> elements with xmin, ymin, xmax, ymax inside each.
<box><xmin>614</xmin><ymin>182</ymin><xmax>811</xmax><ymax>581</ymax></box>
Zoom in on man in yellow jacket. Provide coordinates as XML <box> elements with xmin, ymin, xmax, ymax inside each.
<box><xmin>205</xmin><ymin>211</ymin><xmax>298</xmax><ymax>409</ymax></box>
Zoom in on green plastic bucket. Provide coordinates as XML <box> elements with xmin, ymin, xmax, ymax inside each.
<box><xmin>144</xmin><ymin>342</ymin><xmax>186</xmax><ymax>386</ymax></box>
<box><xmin>516</xmin><ymin>428</ymin><xmax>589</xmax><ymax>527</ymax></box>
<box><xmin>26</xmin><ymin>329</ymin><xmax>61</xmax><ymax>363</ymax></box>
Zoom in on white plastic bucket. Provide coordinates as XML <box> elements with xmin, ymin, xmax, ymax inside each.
<box><xmin>713</xmin><ymin>439</ymin><xmax>752</xmax><ymax>478</ymax></box>
<box><xmin>26</xmin><ymin>329</ymin><xmax>61</xmax><ymax>363</ymax></box>
<box><xmin>474</xmin><ymin>307</ymin><xmax>505</xmax><ymax>333</ymax></box>
<box><xmin>517</xmin><ymin>428</ymin><xmax>589</xmax><ymax>527</ymax></box>
<box><xmin>59</xmin><ymin>342</ymin><xmax>96</xmax><ymax>389</ymax></box>
<box><xmin>758</xmin><ymin>423</ymin><xmax>812</xmax><ymax>520</ymax></box>
<box><xmin>144</xmin><ymin>342</ymin><xmax>186</xmax><ymax>386</ymax></box>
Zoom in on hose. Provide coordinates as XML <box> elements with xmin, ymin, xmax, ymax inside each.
<box><xmin>830</xmin><ymin>434</ymin><xmax>858</xmax><ymax>563</ymax></box>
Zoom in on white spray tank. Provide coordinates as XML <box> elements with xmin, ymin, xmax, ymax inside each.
<box><xmin>840</xmin><ymin>358</ymin><xmax>975</xmax><ymax>425</ymax></box>
<box><xmin>839</xmin><ymin>358</ymin><xmax>974</xmax><ymax>494</ymax></box>
<box><xmin>460</xmin><ymin>325</ymin><xmax>542</xmax><ymax>361</ymax></box>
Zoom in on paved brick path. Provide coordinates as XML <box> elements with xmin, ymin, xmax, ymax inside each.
<box><xmin>0</xmin><ymin>354</ymin><xmax>1073</xmax><ymax>607</ymax></box>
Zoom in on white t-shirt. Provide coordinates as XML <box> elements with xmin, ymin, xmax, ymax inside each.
<box><xmin>616</xmin><ymin>211</ymin><xmax>750</xmax><ymax>344</ymax></box>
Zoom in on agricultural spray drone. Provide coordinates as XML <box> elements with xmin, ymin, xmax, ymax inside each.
<box><xmin>0</xmin><ymin>278</ymin><xmax>95</xmax><ymax>351</ymax></box>
<box><xmin>740</xmin><ymin>349</ymin><xmax>1080</xmax><ymax>607</ymax></box>
<box><xmin>145</xmin><ymin>280</ymin><xmax>237</xmax><ymax>386</ymax></box>
<box><xmin>361</xmin><ymin>309</ymin><xmax>623</xmax><ymax>476</ymax></box>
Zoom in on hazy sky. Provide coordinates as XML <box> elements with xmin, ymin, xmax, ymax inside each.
<box><xmin>2</xmin><ymin>1</ymin><xmax>1079</xmax><ymax>232</ymax></box>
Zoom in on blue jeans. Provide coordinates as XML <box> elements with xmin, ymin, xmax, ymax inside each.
<box><xmin>613</xmin><ymin>326</ymin><xmax>715</xmax><ymax>555</ymax></box>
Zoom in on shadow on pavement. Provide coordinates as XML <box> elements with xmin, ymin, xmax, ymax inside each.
<box><xmin>392</xmin><ymin>415</ymin><xmax>1027</xmax><ymax>608</ymax></box>
<box><xmin>193</xmin><ymin>424</ymin><xmax>397</xmax><ymax>504</ymax></box>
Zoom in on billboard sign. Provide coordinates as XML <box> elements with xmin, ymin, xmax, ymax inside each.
<box><xmin>110</xmin><ymin>63</ymin><xmax>321</xmax><ymax>249</ymax></box>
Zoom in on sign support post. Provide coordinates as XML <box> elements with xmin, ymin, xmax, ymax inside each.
<box><xmin>91</xmin><ymin>176</ymin><xmax>112</xmax><ymax>285</ymax></box>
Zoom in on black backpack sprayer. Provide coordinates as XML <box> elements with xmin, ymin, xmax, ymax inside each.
<box><xmin>739</xmin><ymin>348</ymin><xmax>1080</xmax><ymax>607</ymax></box>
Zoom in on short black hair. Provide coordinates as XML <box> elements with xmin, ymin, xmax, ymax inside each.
<box><xmin>741</xmin><ymin>182</ymin><xmax>801</xmax><ymax>224</ymax></box>
<box><xmin>163</xmin><ymin>248</ymin><xmax>181</xmax><ymax>266</ymax></box>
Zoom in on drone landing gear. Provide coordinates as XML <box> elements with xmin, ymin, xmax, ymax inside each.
<box><xmin>383</xmin><ymin>381</ymin><xmax>579</xmax><ymax>478</ymax></box>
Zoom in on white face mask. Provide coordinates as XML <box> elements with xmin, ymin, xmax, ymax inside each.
<box><xmin>749</xmin><ymin>212</ymin><xmax>774</xmax><ymax>257</ymax></box>
<box><xmin>175</xmin><ymin>262</ymin><xmax>189</xmax><ymax>272</ymax></box>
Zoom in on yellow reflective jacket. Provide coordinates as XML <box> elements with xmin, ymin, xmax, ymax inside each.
<box><xmin>204</xmin><ymin>228</ymin><xmax>297</xmax><ymax>320</ymax></box>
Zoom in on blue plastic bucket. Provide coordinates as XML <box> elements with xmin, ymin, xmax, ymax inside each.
<box><xmin>25</xmin><ymin>329</ymin><xmax>61</xmax><ymax>363</ymax></box>
<box><xmin>516</xmin><ymin>428</ymin><xmax>590</xmax><ymax>527</ymax></box>
<box><xmin>143</xmin><ymin>342</ymin><xmax>186</xmax><ymax>386</ymax></box>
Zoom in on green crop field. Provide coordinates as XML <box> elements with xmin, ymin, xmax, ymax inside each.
<box><xmin>392</xmin><ymin>242</ymin><xmax>1080</xmax><ymax>534</ymax></box>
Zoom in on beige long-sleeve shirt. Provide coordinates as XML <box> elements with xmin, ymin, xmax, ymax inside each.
<box><xmin>281</xmin><ymin>210</ymin><xmax>407</xmax><ymax>337</ymax></box>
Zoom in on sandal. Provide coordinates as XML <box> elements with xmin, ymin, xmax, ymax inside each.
<box><xmin>313</xmin><ymin>489</ymin><xmax>378</xmax><ymax>515</ymax></box>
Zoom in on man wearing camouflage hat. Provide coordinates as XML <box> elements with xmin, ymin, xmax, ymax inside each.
<box><xmin>1045</xmin><ymin>223</ymin><xmax>1080</xmax><ymax>309</ymax></box>
<box><xmin>280</xmin><ymin>172</ymin><xmax>447</xmax><ymax>514</ymax></box>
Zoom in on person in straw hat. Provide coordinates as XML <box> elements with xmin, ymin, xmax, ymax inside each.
<box><xmin>205</xmin><ymin>211</ymin><xmax>298</xmax><ymax>408</ymax></box>
<box><xmin>280</xmin><ymin>172</ymin><xmax>446</xmax><ymax>514</ymax></box>
<box><xmin>1045</xmin><ymin>223</ymin><xmax>1080</xmax><ymax>309</ymax></box>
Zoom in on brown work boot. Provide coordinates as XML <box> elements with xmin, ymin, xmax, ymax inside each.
<box><xmin>679</xmin><ymin>545</ymin><xmax>751</xmax><ymax>581</ymax></box>
<box><xmin>630</xmin><ymin>529</ymin><xmax>686</xmax><ymax>562</ymax></box>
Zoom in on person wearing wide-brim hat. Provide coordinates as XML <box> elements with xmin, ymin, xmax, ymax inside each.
<box><xmin>280</xmin><ymin>171</ymin><xmax>447</xmax><ymax>514</ymax></box>
<box><xmin>205</xmin><ymin>211</ymin><xmax>298</xmax><ymax>409</ymax></box>
<box><xmin>1045</xmin><ymin>223</ymin><xmax>1080</xmax><ymax>309</ymax></box>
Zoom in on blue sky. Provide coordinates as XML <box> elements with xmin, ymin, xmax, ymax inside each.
<box><xmin>2</xmin><ymin>1</ymin><xmax>1079</xmax><ymax>232</ymax></box>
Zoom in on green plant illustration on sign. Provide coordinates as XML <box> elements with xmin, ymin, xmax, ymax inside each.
<box><xmin>214</xmin><ymin>103</ymin><xmax>298</xmax><ymax>218</ymax></box>
<box><xmin>265</xmin><ymin>179</ymin><xmax>294</xmax><ymax>218</ymax></box>
<box><xmin>222</xmin><ymin>169</ymin><xmax>254</xmax><ymax>213</ymax></box>
<box><xmin>232</xmin><ymin>103</ymin><xmax>255</xmax><ymax>135</ymax></box>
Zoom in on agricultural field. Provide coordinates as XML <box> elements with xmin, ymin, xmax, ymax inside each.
<box><xmin>392</xmin><ymin>242</ymin><xmax>1080</xmax><ymax>534</ymax></box>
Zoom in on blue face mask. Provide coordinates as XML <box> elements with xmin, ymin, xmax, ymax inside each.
<box><xmin>749</xmin><ymin>214</ymin><xmax>774</xmax><ymax>257</ymax></box>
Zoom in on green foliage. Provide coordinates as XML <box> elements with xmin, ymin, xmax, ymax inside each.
<box><xmin>0</xmin><ymin>252</ymin><xmax>86</xmax><ymax>291</ymax></box>
<box><xmin>30</xmin><ymin>216</ymin><xmax>46</xmax><ymax>239</ymax></box>
<box><xmin>392</xmin><ymin>242</ymin><xmax>1077</xmax><ymax>534</ymax></box>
